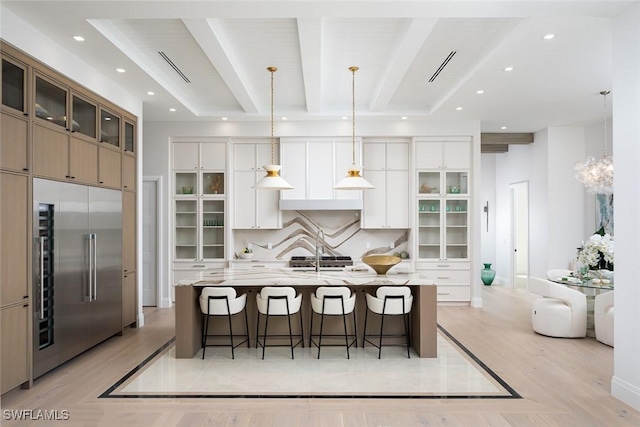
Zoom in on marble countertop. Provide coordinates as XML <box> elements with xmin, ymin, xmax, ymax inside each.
<box><xmin>176</xmin><ymin>267</ymin><xmax>434</xmax><ymax>287</ymax></box>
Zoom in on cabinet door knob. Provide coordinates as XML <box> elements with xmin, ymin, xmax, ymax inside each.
<box><xmin>100</xmin><ymin>181</ymin><xmax>104</xmax><ymax>184</ymax></box>
<box><xmin>23</xmin><ymin>168</ymin><xmax>29</xmax><ymax>172</ymax></box>
<box><xmin>66</xmin><ymin>175</ymin><xmax>71</xmax><ymax>178</ymax></box>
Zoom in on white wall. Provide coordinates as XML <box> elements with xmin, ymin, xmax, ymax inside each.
<box><xmin>611</xmin><ymin>1</ymin><xmax>640</xmax><ymax>411</ymax></box>
<box><xmin>480</xmin><ymin>154</ymin><xmax>497</xmax><ymax>273</ymax></box>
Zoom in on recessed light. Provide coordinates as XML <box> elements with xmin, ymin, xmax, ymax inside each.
<box><xmin>543</xmin><ymin>34</ymin><xmax>556</xmax><ymax>40</ymax></box>
<box><xmin>456</xmin><ymin>107</ymin><xmax>463</xmax><ymax>111</ymax></box>
<box><xmin>104</xmin><ymin>117</ymin><xmax>111</xmax><ymax>121</ymax></box>
<box><xmin>501</xmin><ymin>126</ymin><xmax>507</xmax><ymax>130</ymax></box>
<box><xmin>169</xmin><ymin>108</ymin><xmax>176</xmax><ymax>112</ymax></box>
<box><xmin>73</xmin><ymin>35</ymin><xmax>85</xmax><ymax>42</ymax></box>
<box><xmin>281</xmin><ymin>117</ymin><xmax>288</xmax><ymax>121</ymax></box>
<box><xmin>401</xmin><ymin>116</ymin><xmax>408</xmax><ymax>120</ymax></box>
<box><xmin>342</xmin><ymin>116</ymin><xmax>348</xmax><ymax>120</ymax></box>
<box><xmin>116</xmin><ymin>68</ymin><xmax>126</xmax><ymax>73</ymax></box>
<box><xmin>504</xmin><ymin>66</ymin><xmax>515</xmax><ymax>72</ymax></box>
<box><xmin>221</xmin><ymin>117</ymin><xmax>228</xmax><ymax>121</ymax></box>
<box><xmin>147</xmin><ymin>91</ymin><xmax>155</xmax><ymax>96</ymax></box>
<box><xmin>476</xmin><ymin>90</ymin><xmax>485</xmax><ymax>94</ymax></box>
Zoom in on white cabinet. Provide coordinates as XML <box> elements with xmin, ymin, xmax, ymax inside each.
<box><xmin>414</xmin><ymin>137</ymin><xmax>471</xmax><ymax>170</ymax></box>
<box><xmin>280</xmin><ymin>137</ymin><xmax>362</xmax><ymax>202</ymax></box>
<box><xmin>173</xmin><ymin>141</ymin><xmax>226</xmax><ymax>170</ymax></box>
<box><xmin>414</xmin><ymin>137</ymin><xmax>472</xmax><ymax>303</ymax></box>
<box><xmin>362</xmin><ymin>140</ymin><xmax>409</xmax><ymax>229</ymax></box>
<box><xmin>172</xmin><ymin>141</ymin><xmax>227</xmax><ymax>282</ymax></box>
<box><xmin>233</xmin><ymin>143</ymin><xmax>282</xmax><ymax>229</ymax></box>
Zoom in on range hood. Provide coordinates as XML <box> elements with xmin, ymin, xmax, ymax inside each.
<box><xmin>279</xmin><ymin>199</ymin><xmax>363</xmax><ymax>211</ymax></box>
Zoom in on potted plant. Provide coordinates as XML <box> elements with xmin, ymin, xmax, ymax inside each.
<box><xmin>239</xmin><ymin>247</ymin><xmax>253</xmax><ymax>259</ymax></box>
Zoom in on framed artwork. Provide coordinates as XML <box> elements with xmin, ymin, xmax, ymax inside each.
<box><xmin>596</xmin><ymin>193</ymin><xmax>614</xmax><ymax>235</ymax></box>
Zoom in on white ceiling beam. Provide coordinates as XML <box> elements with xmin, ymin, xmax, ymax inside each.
<box><xmin>183</xmin><ymin>18</ymin><xmax>259</xmax><ymax>114</ymax></box>
<box><xmin>88</xmin><ymin>19</ymin><xmax>199</xmax><ymax>115</ymax></box>
<box><xmin>297</xmin><ymin>18</ymin><xmax>323</xmax><ymax>113</ymax></box>
<box><xmin>369</xmin><ymin>18</ymin><xmax>438</xmax><ymax>112</ymax></box>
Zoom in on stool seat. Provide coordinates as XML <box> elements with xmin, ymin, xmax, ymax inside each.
<box><xmin>309</xmin><ymin>286</ymin><xmax>357</xmax><ymax>359</ymax></box>
<box><xmin>363</xmin><ymin>286</ymin><xmax>413</xmax><ymax>358</ymax></box>
<box><xmin>256</xmin><ymin>286</ymin><xmax>304</xmax><ymax>359</ymax></box>
<box><xmin>199</xmin><ymin>287</ymin><xmax>249</xmax><ymax>359</ymax></box>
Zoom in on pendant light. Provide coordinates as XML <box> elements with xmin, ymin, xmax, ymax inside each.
<box><xmin>574</xmin><ymin>90</ymin><xmax>614</xmax><ymax>195</ymax></box>
<box><xmin>334</xmin><ymin>66</ymin><xmax>374</xmax><ymax>190</ymax></box>
<box><xmin>253</xmin><ymin>66</ymin><xmax>293</xmax><ymax>190</ymax></box>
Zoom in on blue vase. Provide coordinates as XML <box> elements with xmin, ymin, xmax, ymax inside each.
<box><xmin>481</xmin><ymin>263</ymin><xmax>496</xmax><ymax>286</ymax></box>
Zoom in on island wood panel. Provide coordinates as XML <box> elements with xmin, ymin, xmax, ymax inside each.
<box><xmin>174</xmin><ymin>282</ymin><xmax>437</xmax><ymax>358</ymax></box>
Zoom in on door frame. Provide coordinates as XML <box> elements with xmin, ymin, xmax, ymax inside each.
<box><xmin>509</xmin><ymin>181</ymin><xmax>530</xmax><ymax>289</ymax></box>
<box><xmin>142</xmin><ymin>176</ymin><xmax>165</xmax><ymax>308</ymax></box>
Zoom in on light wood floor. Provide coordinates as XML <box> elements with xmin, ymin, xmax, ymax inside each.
<box><xmin>1</xmin><ymin>286</ymin><xmax>639</xmax><ymax>426</ymax></box>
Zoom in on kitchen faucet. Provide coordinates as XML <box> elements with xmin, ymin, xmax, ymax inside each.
<box><xmin>315</xmin><ymin>228</ymin><xmax>325</xmax><ymax>272</ymax></box>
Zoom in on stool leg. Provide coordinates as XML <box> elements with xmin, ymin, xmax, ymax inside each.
<box><xmin>255</xmin><ymin>311</ymin><xmax>261</xmax><ymax>350</ymax></box>
<box><xmin>201</xmin><ymin>313</ymin><xmax>208</xmax><ymax>360</ymax></box>
<box><xmin>362</xmin><ymin>309</ymin><xmax>369</xmax><ymax>348</ymax></box>
<box><xmin>342</xmin><ymin>312</ymin><xmax>349</xmax><ymax>359</ymax></box>
<box><xmin>227</xmin><ymin>312</ymin><xmax>234</xmax><ymax>359</ymax></box>
<box><xmin>262</xmin><ymin>312</ymin><xmax>269</xmax><ymax>360</ymax></box>
<box><xmin>318</xmin><ymin>311</ymin><xmax>325</xmax><ymax>359</ymax></box>
<box><xmin>287</xmin><ymin>312</ymin><xmax>295</xmax><ymax>360</ymax></box>
<box><xmin>244</xmin><ymin>307</ymin><xmax>250</xmax><ymax>348</ymax></box>
<box><xmin>378</xmin><ymin>313</ymin><xmax>385</xmax><ymax>359</ymax></box>
<box><xmin>309</xmin><ymin>311</ymin><xmax>314</xmax><ymax>348</ymax></box>
<box><xmin>353</xmin><ymin>310</ymin><xmax>358</xmax><ymax>348</ymax></box>
<box><xmin>299</xmin><ymin>310</ymin><xmax>305</xmax><ymax>348</ymax></box>
<box><xmin>404</xmin><ymin>312</ymin><xmax>410</xmax><ymax>359</ymax></box>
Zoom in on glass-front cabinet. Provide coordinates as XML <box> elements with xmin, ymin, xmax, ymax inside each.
<box><xmin>124</xmin><ymin>119</ymin><xmax>135</xmax><ymax>153</ymax></box>
<box><xmin>417</xmin><ymin>171</ymin><xmax>469</xmax><ymax>261</ymax></box>
<box><xmin>100</xmin><ymin>108</ymin><xmax>120</xmax><ymax>147</ymax></box>
<box><xmin>173</xmin><ymin>197</ymin><xmax>225</xmax><ymax>261</ymax></box>
<box><xmin>35</xmin><ymin>75</ymin><xmax>67</xmax><ymax>127</ymax></box>
<box><xmin>2</xmin><ymin>57</ymin><xmax>26</xmax><ymax>113</ymax></box>
<box><xmin>71</xmin><ymin>94</ymin><xmax>96</xmax><ymax>139</ymax></box>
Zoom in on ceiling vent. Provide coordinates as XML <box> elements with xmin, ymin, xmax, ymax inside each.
<box><xmin>158</xmin><ymin>51</ymin><xmax>190</xmax><ymax>83</ymax></box>
<box><xmin>428</xmin><ymin>51</ymin><xmax>457</xmax><ymax>83</ymax></box>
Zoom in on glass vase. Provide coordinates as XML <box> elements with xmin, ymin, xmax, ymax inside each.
<box><xmin>481</xmin><ymin>263</ymin><xmax>496</xmax><ymax>286</ymax></box>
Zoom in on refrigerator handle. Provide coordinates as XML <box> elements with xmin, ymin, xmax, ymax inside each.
<box><xmin>92</xmin><ymin>234</ymin><xmax>98</xmax><ymax>301</ymax></box>
<box><xmin>86</xmin><ymin>234</ymin><xmax>93</xmax><ymax>302</ymax></box>
<box><xmin>39</xmin><ymin>236</ymin><xmax>45</xmax><ymax>320</ymax></box>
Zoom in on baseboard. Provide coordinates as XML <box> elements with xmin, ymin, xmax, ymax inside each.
<box><xmin>612</xmin><ymin>375</ymin><xmax>640</xmax><ymax>411</ymax></box>
<box><xmin>471</xmin><ymin>296</ymin><xmax>483</xmax><ymax>308</ymax></box>
<box><xmin>159</xmin><ymin>297</ymin><xmax>173</xmax><ymax>308</ymax></box>
<box><xmin>136</xmin><ymin>312</ymin><xmax>145</xmax><ymax>328</ymax></box>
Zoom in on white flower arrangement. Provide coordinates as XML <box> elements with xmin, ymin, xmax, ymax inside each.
<box><xmin>577</xmin><ymin>233</ymin><xmax>614</xmax><ymax>270</ymax></box>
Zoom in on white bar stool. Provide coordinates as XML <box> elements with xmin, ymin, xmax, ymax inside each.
<box><xmin>199</xmin><ymin>287</ymin><xmax>249</xmax><ymax>359</ymax></box>
<box><xmin>256</xmin><ymin>286</ymin><xmax>304</xmax><ymax>359</ymax></box>
<box><xmin>363</xmin><ymin>286</ymin><xmax>413</xmax><ymax>358</ymax></box>
<box><xmin>309</xmin><ymin>286</ymin><xmax>357</xmax><ymax>359</ymax></box>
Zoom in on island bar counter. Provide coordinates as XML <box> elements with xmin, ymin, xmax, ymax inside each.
<box><xmin>174</xmin><ymin>268</ymin><xmax>437</xmax><ymax>358</ymax></box>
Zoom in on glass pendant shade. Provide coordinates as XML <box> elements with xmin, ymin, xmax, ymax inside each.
<box><xmin>253</xmin><ymin>165</ymin><xmax>293</xmax><ymax>190</ymax></box>
<box><xmin>334</xmin><ymin>66</ymin><xmax>374</xmax><ymax>191</ymax></box>
<box><xmin>253</xmin><ymin>66</ymin><xmax>293</xmax><ymax>191</ymax></box>
<box><xmin>575</xmin><ymin>90</ymin><xmax>614</xmax><ymax>195</ymax></box>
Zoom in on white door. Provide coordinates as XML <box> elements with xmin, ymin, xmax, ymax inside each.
<box><xmin>510</xmin><ymin>182</ymin><xmax>529</xmax><ymax>289</ymax></box>
<box><xmin>143</xmin><ymin>180</ymin><xmax>158</xmax><ymax>306</ymax></box>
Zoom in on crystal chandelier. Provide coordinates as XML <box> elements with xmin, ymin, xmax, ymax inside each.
<box><xmin>253</xmin><ymin>67</ymin><xmax>293</xmax><ymax>190</ymax></box>
<box><xmin>334</xmin><ymin>66</ymin><xmax>374</xmax><ymax>190</ymax></box>
<box><xmin>574</xmin><ymin>90</ymin><xmax>613</xmax><ymax>195</ymax></box>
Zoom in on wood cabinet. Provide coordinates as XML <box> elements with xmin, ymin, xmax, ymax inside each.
<box><xmin>122</xmin><ymin>272</ymin><xmax>136</xmax><ymax>327</ymax></box>
<box><xmin>123</xmin><ymin>191</ymin><xmax>136</xmax><ymax>273</ymax></box>
<box><xmin>362</xmin><ymin>140</ymin><xmax>409</xmax><ymax>229</ymax></box>
<box><xmin>122</xmin><ymin>154</ymin><xmax>136</xmax><ymax>191</ymax></box>
<box><xmin>1</xmin><ymin>303</ymin><xmax>30</xmax><ymax>394</ymax></box>
<box><xmin>233</xmin><ymin>142</ymin><xmax>281</xmax><ymax>229</ymax></box>
<box><xmin>1</xmin><ymin>112</ymin><xmax>29</xmax><ymax>173</ymax></box>
<box><xmin>99</xmin><ymin>145</ymin><xmax>122</xmax><ymax>189</ymax></box>
<box><xmin>69</xmin><ymin>136</ymin><xmax>99</xmax><ymax>185</ymax></box>
<box><xmin>1</xmin><ymin>172</ymin><xmax>29</xmax><ymax>307</ymax></box>
<box><xmin>32</xmin><ymin>123</ymin><xmax>69</xmax><ymax>180</ymax></box>
<box><xmin>0</xmin><ymin>145</ymin><xmax>30</xmax><ymax>395</ymax></box>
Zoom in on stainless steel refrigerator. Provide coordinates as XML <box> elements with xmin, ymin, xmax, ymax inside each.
<box><xmin>33</xmin><ymin>178</ymin><xmax>122</xmax><ymax>378</ymax></box>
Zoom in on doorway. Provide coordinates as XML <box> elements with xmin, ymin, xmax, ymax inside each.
<box><xmin>142</xmin><ymin>177</ymin><xmax>162</xmax><ymax>306</ymax></box>
<box><xmin>510</xmin><ymin>182</ymin><xmax>529</xmax><ymax>289</ymax></box>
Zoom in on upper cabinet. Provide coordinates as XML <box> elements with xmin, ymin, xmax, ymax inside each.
<box><xmin>124</xmin><ymin>119</ymin><xmax>136</xmax><ymax>154</ymax></box>
<box><xmin>233</xmin><ymin>142</ymin><xmax>281</xmax><ymax>229</ymax></box>
<box><xmin>280</xmin><ymin>137</ymin><xmax>362</xmax><ymax>202</ymax></box>
<box><xmin>34</xmin><ymin>74</ymin><xmax>67</xmax><ymax>129</ymax></box>
<box><xmin>362</xmin><ymin>140</ymin><xmax>410</xmax><ymax>229</ymax></box>
<box><xmin>414</xmin><ymin>137</ymin><xmax>471</xmax><ymax>170</ymax></box>
<box><xmin>173</xmin><ymin>142</ymin><xmax>225</xmax><ymax>171</ymax></box>
<box><xmin>1</xmin><ymin>55</ymin><xmax>29</xmax><ymax>173</ymax></box>
<box><xmin>100</xmin><ymin>108</ymin><xmax>120</xmax><ymax>148</ymax></box>
<box><xmin>72</xmin><ymin>93</ymin><xmax>97</xmax><ymax>140</ymax></box>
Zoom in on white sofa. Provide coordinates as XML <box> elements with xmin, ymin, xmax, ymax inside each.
<box><xmin>594</xmin><ymin>290</ymin><xmax>614</xmax><ymax>347</ymax></box>
<box><xmin>529</xmin><ymin>277</ymin><xmax>587</xmax><ymax>338</ymax></box>
<box><xmin>546</xmin><ymin>269</ymin><xmax>574</xmax><ymax>280</ymax></box>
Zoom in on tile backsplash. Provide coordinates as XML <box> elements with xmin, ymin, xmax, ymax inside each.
<box><xmin>233</xmin><ymin>210</ymin><xmax>409</xmax><ymax>260</ymax></box>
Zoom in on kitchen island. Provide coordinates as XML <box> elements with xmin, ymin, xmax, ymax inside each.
<box><xmin>174</xmin><ymin>268</ymin><xmax>437</xmax><ymax>358</ymax></box>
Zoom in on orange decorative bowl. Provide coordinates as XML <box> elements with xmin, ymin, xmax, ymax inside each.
<box><xmin>362</xmin><ymin>255</ymin><xmax>402</xmax><ymax>275</ymax></box>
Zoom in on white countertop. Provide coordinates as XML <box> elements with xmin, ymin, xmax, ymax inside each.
<box><xmin>176</xmin><ymin>267</ymin><xmax>434</xmax><ymax>287</ymax></box>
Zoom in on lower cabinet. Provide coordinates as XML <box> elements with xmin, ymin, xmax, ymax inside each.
<box><xmin>1</xmin><ymin>303</ymin><xmax>29</xmax><ymax>394</ymax></box>
<box><xmin>417</xmin><ymin>262</ymin><xmax>471</xmax><ymax>303</ymax></box>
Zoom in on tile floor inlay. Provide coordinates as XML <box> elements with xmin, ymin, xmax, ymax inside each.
<box><xmin>101</xmin><ymin>325</ymin><xmax>520</xmax><ymax>399</ymax></box>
